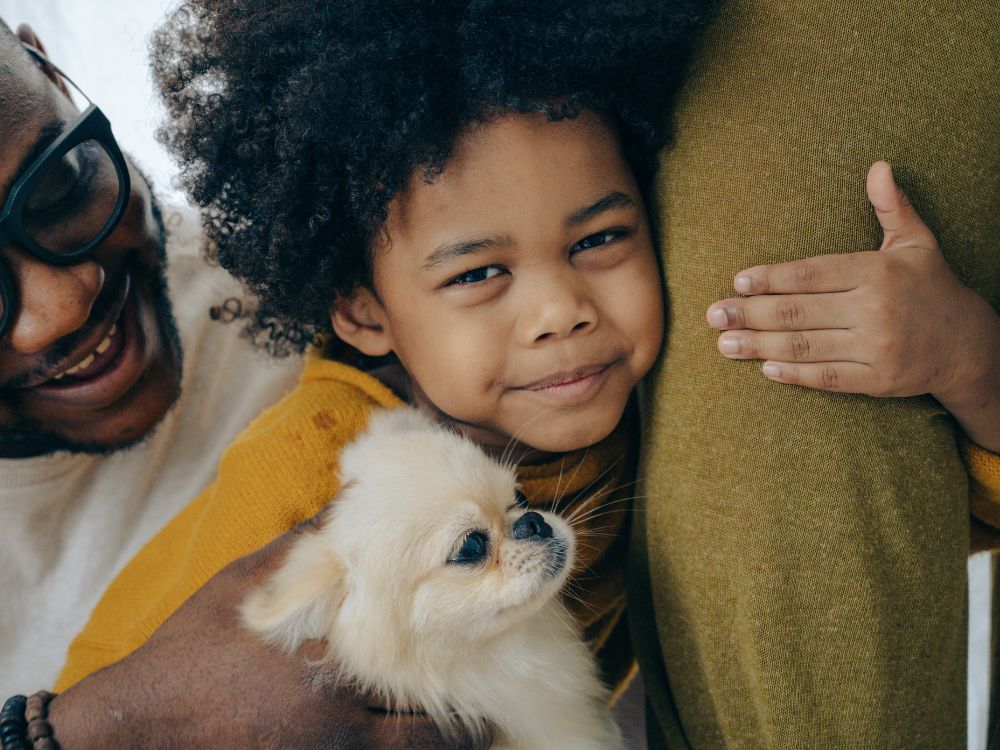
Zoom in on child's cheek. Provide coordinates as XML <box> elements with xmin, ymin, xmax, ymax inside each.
<box><xmin>627</xmin><ymin>263</ymin><xmax>666</xmax><ymax>377</ymax></box>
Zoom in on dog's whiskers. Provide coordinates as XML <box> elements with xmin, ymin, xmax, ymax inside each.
<box><xmin>498</xmin><ymin>405</ymin><xmax>561</xmax><ymax>468</ymax></box>
<box><xmin>563</xmin><ymin>483</ymin><xmax>644</xmax><ymax>526</ymax></box>
<box><xmin>568</xmin><ymin>498</ymin><xmax>647</xmax><ymax>530</ymax></box>
<box><xmin>550</xmin><ymin>444</ymin><xmax>594</xmax><ymax>515</ymax></box>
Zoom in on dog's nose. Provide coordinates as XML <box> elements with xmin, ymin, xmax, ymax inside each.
<box><xmin>512</xmin><ymin>511</ymin><xmax>553</xmax><ymax>541</ymax></box>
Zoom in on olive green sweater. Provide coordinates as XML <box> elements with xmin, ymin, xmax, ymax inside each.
<box><xmin>633</xmin><ymin>2</ymin><xmax>1000</xmax><ymax>748</ymax></box>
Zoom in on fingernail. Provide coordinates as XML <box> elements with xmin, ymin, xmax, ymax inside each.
<box><xmin>719</xmin><ymin>336</ymin><xmax>740</xmax><ymax>354</ymax></box>
<box><xmin>734</xmin><ymin>274</ymin><xmax>752</xmax><ymax>294</ymax></box>
<box><xmin>762</xmin><ymin>363</ymin><xmax>781</xmax><ymax>378</ymax></box>
<box><xmin>707</xmin><ymin>307</ymin><xmax>728</xmax><ymax>327</ymax></box>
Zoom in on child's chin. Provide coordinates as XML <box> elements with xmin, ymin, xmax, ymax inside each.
<box><xmin>524</xmin><ymin>417</ymin><xmax>620</xmax><ymax>454</ymax></box>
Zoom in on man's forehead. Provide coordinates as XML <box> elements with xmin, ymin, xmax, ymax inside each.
<box><xmin>0</xmin><ymin>48</ymin><xmax>72</xmax><ymax>199</ymax></box>
<box><xmin>0</xmin><ymin>20</ymin><xmax>36</xmax><ymax>99</ymax></box>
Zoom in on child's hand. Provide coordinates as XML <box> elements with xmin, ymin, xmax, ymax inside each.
<box><xmin>706</xmin><ymin>161</ymin><xmax>1000</xmax><ymax>451</ymax></box>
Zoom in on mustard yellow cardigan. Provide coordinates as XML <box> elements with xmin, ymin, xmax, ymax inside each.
<box><xmin>57</xmin><ymin>357</ymin><xmax>638</xmax><ymax>691</ymax></box>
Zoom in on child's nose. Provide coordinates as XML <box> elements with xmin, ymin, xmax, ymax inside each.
<box><xmin>520</xmin><ymin>272</ymin><xmax>598</xmax><ymax>344</ymax></box>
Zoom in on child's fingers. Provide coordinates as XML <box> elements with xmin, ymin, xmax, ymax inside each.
<box><xmin>733</xmin><ymin>253</ymin><xmax>873</xmax><ymax>296</ymax></box>
<box><xmin>760</xmin><ymin>360</ymin><xmax>876</xmax><ymax>393</ymax></box>
<box><xmin>866</xmin><ymin>161</ymin><xmax>936</xmax><ymax>248</ymax></box>
<box><xmin>707</xmin><ymin>292</ymin><xmax>858</xmax><ymax>332</ymax></box>
<box><xmin>716</xmin><ymin>329</ymin><xmax>856</xmax><ymax>362</ymax></box>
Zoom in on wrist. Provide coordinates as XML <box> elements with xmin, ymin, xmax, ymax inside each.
<box><xmin>46</xmin><ymin>690</ymin><xmax>101</xmax><ymax>750</ymax></box>
<box><xmin>46</xmin><ymin>667</ymin><xmax>161</xmax><ymax>750</ymax></box>
<box><xmin>933</xmin><ymin>296</ymin><xmax>1000</xmax><ymax>451</ymax></box>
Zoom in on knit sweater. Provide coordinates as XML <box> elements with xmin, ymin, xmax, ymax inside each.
<box><xmin>56</xmin><ymin>356</ymin><xmax>637</xmax><ymax>692</ymax></box>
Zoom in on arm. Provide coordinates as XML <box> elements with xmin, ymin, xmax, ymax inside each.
<box><xmin>45</xmin><ymin>519</ymin><xmax>484</xmax><ymax>749</ymax></box>
<box><xmin>706</xmin><ymin>161</ymin><xmax>1000</xmax><ymax>452</ymax></box>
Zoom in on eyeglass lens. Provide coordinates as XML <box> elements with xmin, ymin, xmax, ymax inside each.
<box><xmin>21</xmin><ymin>139</ymin><xmax>121</xmax><ymax>254</ymax></box>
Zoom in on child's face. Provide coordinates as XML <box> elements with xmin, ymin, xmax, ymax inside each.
<box><xmin>334</xmin><ymin>110</ymin><xmax>663</xmax><ymax>454</ymax></box>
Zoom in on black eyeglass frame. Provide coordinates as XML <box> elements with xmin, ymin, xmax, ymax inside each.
<box><xmin>0</xmin><ymin>44</ymin><xmax>131</xmax><ymax>336</ymax></box>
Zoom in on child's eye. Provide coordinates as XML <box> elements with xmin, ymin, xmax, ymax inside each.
<box><xmin>572</xmin><ymin>229</ymin><xmax>629</xmax><ymax>252</ymax></box>
<box><xmin>447</xmin><ymin>265</ymin><xmax>505</xmax><ymax>286</ymax></box>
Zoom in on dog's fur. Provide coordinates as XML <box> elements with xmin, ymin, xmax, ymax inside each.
<box><xmin>241</xmin><ymin>407</ymin><xmax>623</xmax><ymax>750</ymax></box>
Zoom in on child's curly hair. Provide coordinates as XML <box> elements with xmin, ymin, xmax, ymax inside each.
<box><xmin>152</xmin><ymin>0</ymin><xmax>715</xmax><ymax>355</ymax></box>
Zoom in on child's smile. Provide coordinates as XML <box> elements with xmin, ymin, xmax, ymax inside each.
<box><xmin>333</xmin><ymin>110</ymin><xmax>664</xmax><ymax>457</ymax></box>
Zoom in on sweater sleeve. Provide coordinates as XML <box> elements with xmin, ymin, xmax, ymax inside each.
<box><xmin>963</xmin><ymin>437</ymin><xmax>1000</xmax><ymax>529</ymax></box>
<box><xmin>56</xmin><ymin>362</ymin><xmax>401</xmax><ymax>690</ymax></box>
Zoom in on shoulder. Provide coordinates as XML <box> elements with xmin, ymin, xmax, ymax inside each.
<box><xmin>227</xmin><ymin>357</ymin><xmax>405</xmax><ymax>452</ymax></box>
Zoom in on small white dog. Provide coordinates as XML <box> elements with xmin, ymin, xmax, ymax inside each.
<box><xmin>241</xmin><ymin>407</ymin><xmax>623</xmax><ymax>750</ymax></box>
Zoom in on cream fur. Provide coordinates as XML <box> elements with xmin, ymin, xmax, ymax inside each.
<box><xmin>241</xmin><ymin>407</ymin><xmax>622</xmax><ymax>749</ymax></box>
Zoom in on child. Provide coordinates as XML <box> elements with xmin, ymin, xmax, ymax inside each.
<box><xmin>58</xmin><ymin>0</ymin><xmax>1000</xmax><ymax>701</ymax></box>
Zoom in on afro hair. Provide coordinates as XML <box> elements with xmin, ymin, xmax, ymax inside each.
<box><xmin>152</xmin><ymin>0</ymin><xmax>716</xmax><ymax>355</ymax></box>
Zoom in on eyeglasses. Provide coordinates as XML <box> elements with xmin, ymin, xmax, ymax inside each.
<box><xmin>0</xmin><ymin>43</ymin><xmax>131</xmax><ymax>337</ymax></box>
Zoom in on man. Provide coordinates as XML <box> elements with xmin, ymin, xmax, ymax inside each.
<box><xmin>0</xmin><ymin>18</ymin><xmax>301</xmax><ymax>691</ymax></box>
<box><xmin>0</xmin><ymin>20</ymin><xmax>477</xmax><ymax>749</ymax></box>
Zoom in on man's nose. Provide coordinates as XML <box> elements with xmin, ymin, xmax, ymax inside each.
<box><xmin>520</xmin><ymin>271</ymin><xmax>598</xmax><ymax>344</ymax></box>
<box><xmin>4</xmin><ymin>246</ymin><xmax>104</xmax><ymax>353</ymax></box>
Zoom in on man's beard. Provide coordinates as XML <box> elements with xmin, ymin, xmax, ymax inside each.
<box><xmin>0</xmin><ymin>187</ymin><xmax>185</xmax><ymax>457</ymax></box>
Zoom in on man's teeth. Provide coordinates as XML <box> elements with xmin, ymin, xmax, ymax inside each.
<box><xmin>66</xmin><ymin>354</ymin><xmax>96</xmax><ymax>375</ymax></box>
<box><xmin>96</xmin><ymin>332</ymin><xmax>112</xmax><ymax>354</ymax></box>
<box><xmin>53</xmin><ymin>324</ymin><xmax>118</xmax><ymax>381</ymax></box>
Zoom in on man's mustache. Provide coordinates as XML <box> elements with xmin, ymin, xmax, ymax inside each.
<box><xmin>1</xmin><ymin>268</ymin><xmax>127</xmax><ymax>391</ymax></box>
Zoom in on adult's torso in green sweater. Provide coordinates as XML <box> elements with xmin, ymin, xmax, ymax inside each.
<box><xmin>634</xmin><ymin>2</ymin><xmax>998</xmax><ymax>748</ymax></box>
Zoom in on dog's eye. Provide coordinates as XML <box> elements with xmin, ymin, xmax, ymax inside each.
<box><xmin>451</xmin><ymin>531</ymin><xmax>489</xmax><ymax>564</ymax></box>
<box><xmin>514</xmin><ymin>490</ymin><xmax>530</xmax><ymax>509</ymax></box>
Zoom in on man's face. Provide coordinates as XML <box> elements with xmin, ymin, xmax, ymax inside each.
<box><xmin>338</xmin><ymin>111</ymin><xmax>664</xmax><ymax>456</ymax></box>
<box><xmin>0</xmin><ymin>30</ymin><xmax>182</xmax><ymax>456</ymax></box>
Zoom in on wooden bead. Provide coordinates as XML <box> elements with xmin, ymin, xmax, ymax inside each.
<box><xmin>32</xmin><ymin>738</ymin><xmax>56</xmax><ymax>750</ymax></box>
<box><xmin>26</xmin><ymin>721</ymin><xmax>52</xmax><ymax>741</ymax></box>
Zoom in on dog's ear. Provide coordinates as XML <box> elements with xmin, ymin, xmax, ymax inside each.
<box><xmin>240</xmin><ymin>532</ymin><xmax>346</xmax><ymax>652</ymax></box>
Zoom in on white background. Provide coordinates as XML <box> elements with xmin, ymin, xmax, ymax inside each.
<box><xmin>0</xmin><ymin>2</ymin><xmax>990</xmax><ymax>747</ymax></box>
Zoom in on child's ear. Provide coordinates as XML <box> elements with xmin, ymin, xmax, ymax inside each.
<box><xmin>240</xmin><ymin>532</ymin><xmax>346</xmax><ymax>652</ymax></box>
<box><xmin>330</xmin><ymin>288</ymin><xmax>394</xmax><ymax>357</ymax></box>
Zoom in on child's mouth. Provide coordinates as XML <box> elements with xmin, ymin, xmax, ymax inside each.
<box><xmin>522</xmin><ymin>360</ymin><xmax>618</xmax><ymax>404</ymax></box>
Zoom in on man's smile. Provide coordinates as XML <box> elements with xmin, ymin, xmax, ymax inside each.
<box><xmin>13</xmin><ymin>268</ymin><xmax>130</xmax><ymax>388</ymax></box>
<box><xmin>26</xmin><ymin>276</ymin><xmax>152</xmax><ymax>410</ymax></box>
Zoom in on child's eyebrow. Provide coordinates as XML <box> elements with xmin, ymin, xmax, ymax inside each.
<box><xmin>421</xmin><ymin>234</ymin><xmax>513</xmax><ymax>271</ymax></box>
<box><xmin>420</xmin><ymin>191</ymin><xmax>636</xmax><ymax>272</ymax></box>
<box><xmin>565</xmin><ymin>191</ymin><xmax>636</xmax><ymax>228</ymax></box>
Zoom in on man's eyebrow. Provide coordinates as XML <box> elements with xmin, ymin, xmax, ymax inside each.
<box><xmin>421</xmin><ymin>234</ymin><xmax>514</xmax><ymax>271</ymax></box>
<box><xmin>2</xmin><ymin>121</ymin><xmax>66</xmax><ymax>198</ymax></box>
<box><xmin>565</xmin><ymin>191</ymin><xmax>636</xmax><ymax>228</ymax></box>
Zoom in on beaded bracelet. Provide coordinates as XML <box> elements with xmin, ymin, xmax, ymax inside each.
<box><xmin>0</xmin><ymin>693</ymin><xmax>58</xmax><ymax>750</ymax></box>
